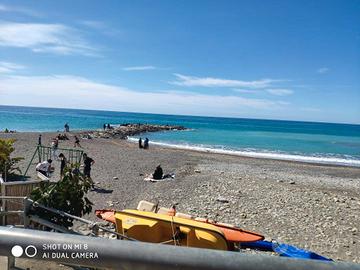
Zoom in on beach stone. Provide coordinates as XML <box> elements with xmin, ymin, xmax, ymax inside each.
<box><xmin>240</xmin><ymin>213</ymin><xmax>247</xmax><ymax>219</ymax></box>
<box><xmin>289</xmin><ymin>181</ymin><xmax>296</xmax><ymax>184</ymax></box>
<box><xmin>113</xmin><ymin>176</ymin><xmax>118</xmax><ymax>180</ymax></box>
<box><xmin>194</xmin><ymin>169</ymin><xmax>201</xmax><ymax>173</ymax></box>
<box><xmin>216</xmin><ymin>197</ymin><xmax>230</xmax><ymax>203</ymax></box>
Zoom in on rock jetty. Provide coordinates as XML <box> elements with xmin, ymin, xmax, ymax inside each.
<box><xmin>83</xmin><ymin>123</ymin><xmax>187</xmax><ymax>139</ymax></box>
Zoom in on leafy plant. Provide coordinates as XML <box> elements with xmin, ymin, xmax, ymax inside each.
<box><xmin>30</xmin><ymin>165</ymin><xmax>94</xmax><ymax>228</ymax></box>
<box><xmin>0</xmin><ymin>138</ymin><xmax>24</xmax><ymax>180</ymax></box>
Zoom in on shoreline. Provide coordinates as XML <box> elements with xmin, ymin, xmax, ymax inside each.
<box><xmin>1</xmin><ymin>130</ymin><xmax>360</xmax><ymax>168</ymax></box>
<box><xmin>127</xmin><ymin>137</ymin><xmax>360</xmax><ymax>168</ymax></box>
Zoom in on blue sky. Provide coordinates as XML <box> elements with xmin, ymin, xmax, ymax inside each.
<box><xmin>0</xmin><ymin>0</ymin><xmax>359</xmax><ymax>124</ymax></box>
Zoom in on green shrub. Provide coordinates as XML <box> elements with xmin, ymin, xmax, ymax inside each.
<box><xmin>0</xmin><ymin>138</ymin><xmax>24</xmax><ymax>179</ymax></box>
<box><xmin>30</xmin><ymin>165</ymin><xmax>93</xmax><ymax>228</ymax></box>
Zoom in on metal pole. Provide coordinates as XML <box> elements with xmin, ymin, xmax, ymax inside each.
<box><xmin>0</xmin><ymin>227</ymin><xmax>359</xmax><ymax>270</ymax></box>
<box><xmin>31</xmin><ymin>200</ymin><xmax>136</xmax><ymax>240</ymax></box>
<box><xmin>24</xmin><ymin>147</ymin><xmax>38</xmax><ymax>177</ymax></box>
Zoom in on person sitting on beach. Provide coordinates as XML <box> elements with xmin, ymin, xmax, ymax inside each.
<box><xmin>57</xmin><ymin>133</ymin><xmax>68</xmax><ymax>140</ymax></box>
<box><xmin>152</xmin><ymin>165</ymin><xmax>163</xmax><ymax>180</ymax></box>
<box><xmin>59</xmin><ymin>133</ymin><xmax>69</xmax><ymax>140</ymax></box>
<box><xmin>144</xmin><ymin>138</ymin><xmax>149</xmax><ymax>149</ymax></box>
<box><xmin>139</xmin><ymin>137</ymin><xmax>143</xmax><ymax>149</ymax></box>
<box><xmin>82</xmin><ymin>153</ymin><xmax>95</xmax><ymax>178</ymax></box>
<box><xmin>36</xmin><ymin>159</ymin><xmax>53</xmax><ymax>177</ymax></box>
<box><xmin>74</xmin><ymin>135</ymin><xmax>82</xmax><ymax>148</ymax></box>
<box><xmin>58</xmin><ymin>153</ymin><xmax>67</xmax><ymax>177</ymax></box>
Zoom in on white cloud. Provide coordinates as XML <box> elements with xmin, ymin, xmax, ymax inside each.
<box><xmin>0</xmin><ymin>4</ymin><xmax>41</xmax><ymax>17</ymax></box>
<box><xmin>0</xmin><ymin>75</ymin><xmax>289</xmax><ymax>117</ymax></box>
<box><xmin>79</xmin><ymin>20</ymin><xmax>106</xmax><ymax>29</ymax></box>
<box><xmin>0</xmin><ymin>21</ymin><xmax>97</xmax><ymax>56</ymax></box>
<box><xmin>123</xmin><ymin>66</ymin><xmax>157</xmax><ymax>71</ymax></box>
<box><xmin>170</xmin><ymin>73</ymin><xmax>281</xmax><ymax>89</ymax></box>
<box><xmin>0</xmin><ymin>62</ymin><xmax>25</xmax><ymax>73</ymax></box>
<box><xmin>233</xmin><ymin>89</ymin><xmax>259</xmax><ymax>94</ymax></box>
<box><xmin>266</xmin><ymin>89</ymin><xmax>293</xmax><ymax>96</ymax></box>
<box><xmin>317</xmin><ymin>67</ymin><xmax>330</xmax><ymax>74</ymax></box>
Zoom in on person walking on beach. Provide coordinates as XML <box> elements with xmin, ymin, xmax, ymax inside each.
<box><xmin>144</xmin><ymin>138</ymin><xmax>149</xmax><ymax>149</ymax></box>
<box><xmin>139</xmin><ymin>137</ymin><xmax>143</xmax><ymax>149</ymax></box>
<box><xmin>38</xmin><ymin>134</ymin><xmax>42</xmax><ymax>146</ymax></box>
<box><xmin>82</xmin><ymin>153</ymin><xmax>95</xmax><ymax>178</ymax></box>
<box><xmin>51</xmin><ymin>138</ymin><xmax>59</xmax><ymax>159</ymax></box>
<box><xmin>58</xmin><ymin>153</ymin><xmax>67</xmax><ymax>177</ymax></box>
<box><xmin>74</xmin><ymin>135</ymin><xmax>82</xmax><ymax>148</ymax></box>
<box><xmin>103</xmin><ymin>124</ymin><xmax>106</xmax><ymax>130</ymax></box>
<box><xmin>107</xmin><ymin>123</ymin><xmax>111</xmax><ymax>130</ymax></box>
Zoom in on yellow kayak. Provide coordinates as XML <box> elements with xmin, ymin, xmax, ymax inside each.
<box><xmin>115</xmin><ymin>209</ymin><xmax>229</xmax><ymax>250</ymax></box>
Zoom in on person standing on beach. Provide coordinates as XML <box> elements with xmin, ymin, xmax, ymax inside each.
<box><xmin>58</xmin><ymin>153</ymin><xmax>67</xmax><ymax>177</ymax></box>
<box><xmin>74</xmin><ymin>135</ymin><xmax>82</xmax><ymax>148</ymax></box>
<box><xmin>82</xmin><ymin>153</ymin><xmax>95</xmax><ymax>178</ymax></box>
<box><xmin>139</xmin><ymin>138</ymin><xmax>143</xmax><ymax>148</ymax></box>
<box><xmin>38</xmin><ymin>134</ymin><xmax>42</xmax><ymax>146</ymax></box>
<box><xmin>51</xmin><ymin>138</ymin><xmax>59</xmax><ymax>159</ymax></box>
<box><xmin>144</xmin><ymin>138</ymin><xmax>149</xmax><ymax>149</ymax></box>
<box><xmin>103</xmin><ymin>124</ymin><xmax>106</xmax><ymax>130</ymax></box>
<box><xmin>64</xmin><ymin>123</ymin><xmax>70</xmax><ymax>132</ymax></box>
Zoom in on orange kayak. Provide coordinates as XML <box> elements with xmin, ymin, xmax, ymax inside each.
<box><xmin>207</xmin><ymin>222</ymin><xmax>263</xmax><ymax>242</ymax></box>
<box><xmin>95</xmin><ymin>209</ymin><xmax>264</xmax><ymax>243</ymax></box>
<box><xmin>95</xmin><ymin>209</ymin><xmax>116</xmax><ymax>224</ymax></box>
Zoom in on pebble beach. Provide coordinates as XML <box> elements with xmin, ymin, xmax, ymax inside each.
<box><xmin>1</xmin><ymin>131</ymin><xmax>360</xmax><ymax>264</ymax></box>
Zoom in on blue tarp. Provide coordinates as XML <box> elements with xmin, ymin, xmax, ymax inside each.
<box><xmin>241</xmin><ymin>241</ymin><xmax>332</xmax><ymax>261</ymax></box>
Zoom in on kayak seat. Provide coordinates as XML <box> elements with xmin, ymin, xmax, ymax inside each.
<box><xmin>137</xmin><ymin>200</ymin><xmax>156</xmax><ymax>212</ymax></box>
<box><xmin>157</xmin><ymin>207</ymin><xmax>172</xmax><ymax>215</ymax></box>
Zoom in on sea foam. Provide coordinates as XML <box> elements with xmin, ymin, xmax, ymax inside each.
<box><xmin>128</xmin><ymin>137</ymin><xmax>360</xmax><ymax>167</ymax></box>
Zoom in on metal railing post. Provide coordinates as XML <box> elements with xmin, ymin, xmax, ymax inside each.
<box><xmin>23</xmin><ymin>197</ymin><xmax>32</xmax><ymax>228</ymax></box>
<box><xmin>0</xmin><ymin>227</ymin><xmax>359</xmax><ymax>270</ymax></box>
<box><xmin>7</xmin><ymin>255</ymin><xmax>15</xmax><ymax>270</ymax></box>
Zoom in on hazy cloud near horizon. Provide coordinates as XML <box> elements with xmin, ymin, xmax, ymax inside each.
<box><xmin>0</xmin><ymin>74</ymin><xmax>290</xmax><ymax>118</ymax></box>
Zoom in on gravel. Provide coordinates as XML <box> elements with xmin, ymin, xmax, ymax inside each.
<box><xmin>1</xmin><ymin>131</ymin><xmax>360</xmax><ymax>263</ymax></box>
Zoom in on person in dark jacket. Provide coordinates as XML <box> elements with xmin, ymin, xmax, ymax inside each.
<box><xmin>143</xmin><ymin>138</ymin><xmax>149</xmax><ymax>149</ymax></box>
<box><xmin>74</xmin><ymin>136</ymin><xmax>82</xmax><ymax>148</ymax></box>
<box><xmin>38</xmin><ymin>134</ymin><xmax>42</xmax><ymax>146</ymax></box>
<box><xmin>58</xmin><ymin>153</ymin><xmax>67</xmax><ymax>177</ymax></box>
<box><xmin>83</xmin><ymin>153</ymin><xmax>95</xmax><ymax>178</ymax></box>
<box><xmin>138</xmin><ymin>138</ymin><xmax>143</xmax><ymax>148</ymax></box>
<box><xmin>152</xmin><ymin>165</ymin><xmax>163</xmax><ymax>180</ymax></box>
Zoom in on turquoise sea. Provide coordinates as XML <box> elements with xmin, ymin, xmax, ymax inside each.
<box><xmin>1</xmin><ymin>105</ymin><xmax>360</xmax><ymax>167</ymax></box>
